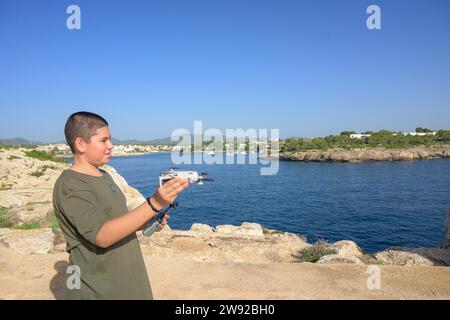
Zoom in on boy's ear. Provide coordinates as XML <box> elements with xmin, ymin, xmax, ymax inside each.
<box><xmin>74</xmin><ymin>137</ymin><xmax>87</xmax><ymax>153</ymax></box>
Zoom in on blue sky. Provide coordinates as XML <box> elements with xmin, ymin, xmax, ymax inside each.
<box><xmin>1</xmin><ymin>0</ymin><xmax>449</xmax><ymax>142</ymax></box>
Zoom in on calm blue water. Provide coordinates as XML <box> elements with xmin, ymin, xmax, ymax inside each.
<box><xmin>106</xmin><ymin>153</ymin><xmax>449</xmax><ymax>253</ymax></box>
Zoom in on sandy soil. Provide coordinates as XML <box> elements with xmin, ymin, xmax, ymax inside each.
<box><xmin>1</xmin><ymin>246</ymin><xmax>449</xmax><ymax>300</ymax></box>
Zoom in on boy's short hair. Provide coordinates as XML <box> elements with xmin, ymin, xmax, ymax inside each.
<box><xmin>65</xmin><ymin>111</ymin><xmax>109</xmax><ymax>153</ymax></box>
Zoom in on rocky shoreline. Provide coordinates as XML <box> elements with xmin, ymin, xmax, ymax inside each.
<box><xmin>280</xmin><ymin>145</ymin><xmax>450</xmax><ymax>162</ymax></box>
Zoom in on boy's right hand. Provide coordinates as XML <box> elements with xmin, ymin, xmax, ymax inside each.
<box><xmin>150</xmin><ymin>177</ymin><xmax>189</xmax><ymax>210</ymax></box>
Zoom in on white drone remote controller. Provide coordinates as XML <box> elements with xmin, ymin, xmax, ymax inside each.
<box><xmin>142</xmin><ymin>169</ymin><xmax>213</xmax><ymax>237</ymax></box>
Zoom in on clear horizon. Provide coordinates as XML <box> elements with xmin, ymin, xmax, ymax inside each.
<box><xmin>1</xmin><ymin>0</ymin><xmax>450</xmax><ymax>142</ymax></box>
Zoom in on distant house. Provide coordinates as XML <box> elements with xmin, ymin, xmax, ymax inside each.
<box><xmin>350</xmin><ymin>133</ymin><xmax>371</xmax><ymax>139</ymax></box>
<box><xmin>401</xmin><ymin>131</ymin><xmax>436</xmax><ymax>136</ymax></box>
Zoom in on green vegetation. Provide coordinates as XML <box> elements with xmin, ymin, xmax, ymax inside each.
<box><xmin>30</xmin><ymin>164</ymin><xmax>57</xmax><ymax>178</ymax></box>
<box><xmin>0</xmin><ymin>207</ymin><xmax>13</xmax><ymax>228</ymax></box>
<box><xmin>281</xmin><ymin>129</ymin><xmax>450</xmax><ymax>152</ymax></box>
<box><xmin>24</xmin><ymin>150</ymin><xmax>66</xmax><ymax>163</ymax></box>
<box><xmin>49</xmin><ymin>215</ymin><xmax>60</xmax><ymax>229</ymax></box>
<box><xmin>30</xmin><ymin>169</ymin><xmax>45</xmax><ymax>177</ymax></box>
<box><xmin>14</xmin><ymin>221</ymin><xmax>42</xmax><ymax>230</ymax></box>
<box><xmin>437</xmin><ymin>130</ymin><xmax>450</xmax><ymax>141</ymax></box>
<box><xmin>294</xmin><ymin>240</ymin><xmax>336</xmax><ymax>263</ymax></box>
<box><xmin>0</xmin><ymin>205</ymin><xmax>59</xmax><ymax>230</ymax></box>
<box><xmin>415</xmin><ymin>127</ymin><xmax>434</xmax><ymax>133</ymax></box>
<box><xmin>28</xmin><ymin>200</ymin><xmax>50</xmax><ymax>205</ymax></box>
<box><xmin>7</xmin><ymin>155</ymin><xmax>21</xmax><ymax>160</ymax></box>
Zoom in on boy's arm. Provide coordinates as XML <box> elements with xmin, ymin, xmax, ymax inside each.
<box><xmin>95</xmin><ymin>177</ymin><xmax>188</xmax><ymax>248</ymax></box>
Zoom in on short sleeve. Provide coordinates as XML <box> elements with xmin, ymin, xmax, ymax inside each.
<box><xmin>59</xmin><ymin>179</ymin><xmax>109</xmax><ymax>245</ymax></box>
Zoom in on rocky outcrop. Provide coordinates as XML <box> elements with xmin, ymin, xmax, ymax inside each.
<box><xmin>0</xmin><ymin>228</ymin><xmax>56</xmax><ymax>255</ymax></box>
<box><xmin>315</xmin><ymin>240</ymin><xmax>365</xmax><ymax>265</ymax></box>
<box><xmin>280</xmin><ymin>146</ymin><xmax>450</xmax><ymax>163</ymax></box>
<box><xmin>138</xmin><ymin>223</ymin><xmax>311</xmax><ymax>263</ymax></box>
<box><xmin>317</xmin><ymin>254</ymin><xmax>364</xmax><ymax>265</ymax></box>
<box><xmin>7</xmin><ymin>202</ymin><xmax>53</xmax><ymax>226</ymax></box>
<box><xmin>329</xmin><ymin>240</ymin><xmax>364</xmax><ymax>257</ymax></box>
<box><xmin>0</xmin><ymin>149</ymin><xmax>68</xmax><ymax>209</ymax></box>
<box><xmin>441</xmin><ymin>208</ymin><xmax>450</xmax><ymax>250</ymax></box>
<box><xmin>373</xmin><ymin>247</ymin><xmax>450</xmax><ymax>266</ymax></box>
<box><xmin>215</xmin><ymin>222</ymin><xmax>264</xmax><ymax>238</ymax></box>
<box><xmin>374</xmin><ymin>249</ymin><xmax>435</xmax><ymax>266</ymax></box>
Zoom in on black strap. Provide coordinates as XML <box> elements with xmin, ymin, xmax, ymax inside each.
<box><xmin>146</xmin><ymin>197</ymin><xmax>160</xmax><ymax>213</ymax></box>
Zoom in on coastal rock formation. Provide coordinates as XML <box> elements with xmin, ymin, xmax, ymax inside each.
<box><xmin>374</xmin><ymin>249</ymin><xmax>434</xmax><ymax>266</ymax></box>
<box><xmin>7</xmin><ymin>202</ymin><xmax>53</xmax><ymax>226</ymax></box>
<box><xmin>215</xmin><ymin>222</ymin><xmax>264</xmax><ymax>238</ymax></box>
<box><xmin>317</xmin><ymin>254</ymin><xmax>364</xmax><ymax>265</ymax></box>
<box><xmin>374</xmin><ymin>247</ymin><xmax>450</xmax><ymax>266</ymax></box>
<box><xmin>0</xmin><ymin>149</ymin><xmax>68</xmax><ymax>209</ymax></box>
<box><xmin>441</xmin><ymin>208</ymin><xmax>450</xmax><ymax>250</ymax></box>
<box><xmin>0</xmin><ymin>228</ymin><xmax>55</xmax><ymax>255</ymax></box>
<box><xmin>138</xmin><ymin>223</ymin><xmax>311</xmax><ymax>263</ymax></box>
<box><xmin>314</xmin><ymin>240</ymin><xmax>365</xmax><ymax>265</ymax></box>
<box><xmin>329</xmin><ymin>240</ymin><xmax>364</xmax><ymax>257</ymax></box>
<box><xmin>280</xmin><ymin>146</ymin><xmax>450</xmax><ymax>163</ymax></box>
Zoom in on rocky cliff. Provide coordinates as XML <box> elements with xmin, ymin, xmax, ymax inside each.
<box><xmin>280</xmin><ymin>145</ymin><xmax>450</xmax><ymax>162</ymax></box>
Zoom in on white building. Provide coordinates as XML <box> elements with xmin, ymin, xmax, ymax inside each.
<box><xmin>350</xmin><ymin>133</ymin><xmax>371</xmax><ymax>139</ymax></box>
<box><xmin>401</xmin><ymin>131</ymin><xmax>436</xmax><ymax>136</ymax></box>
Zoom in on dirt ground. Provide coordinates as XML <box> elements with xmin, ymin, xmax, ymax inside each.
<box><xmin>1</xmin><ymin>246</ymin><xmax>450</xmax><ymax>300</ymax></box>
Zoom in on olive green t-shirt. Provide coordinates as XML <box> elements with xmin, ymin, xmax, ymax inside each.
<box><xmin>53</xmin><ymin>169</ymin><xmax>153</xmax><ymax>300</ymax></box>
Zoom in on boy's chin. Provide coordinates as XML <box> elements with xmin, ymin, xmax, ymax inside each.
<box><xmin>100</xmin><ymin>157</ymin><xmax>111</xmax><ymax>165</ymax></box>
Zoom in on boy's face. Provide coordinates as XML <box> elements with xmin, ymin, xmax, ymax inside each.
<box><xmin>76</xmin><ymin>126</ymin><xmax>114</xmax><ymax>166</ymax></box>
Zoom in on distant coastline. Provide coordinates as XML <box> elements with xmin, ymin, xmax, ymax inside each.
<box><xmin>56</xmin><ymin>146</ymin><xmax>450</xmax><ymax>163</ymax></box>
<box><xmin>279</xmin><ymin>145</ymin><xmax>450</xmax><ymax>162</ymax></box>
<box><xmin>57</xmin><ymin>152</ymin><xmax>156</xmax><ymax>159</ymax></box>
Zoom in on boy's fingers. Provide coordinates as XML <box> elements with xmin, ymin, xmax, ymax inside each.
<box><xmin>161</xmin><ymin>177</ymin><xmax>181</xmax><ymax>189</ymax></box>
<box><xmin>164</xmin><ymin>179</ymin><xmax>188</xmax><ymax>194</ymax></box>
<box><xmin>162</xmin><ymin>178</ymin><xmax>182</xmax><ymax>191</ymax></box>
<box><xmin>167</xmin><ymin>182</ymin><xmax>189</xmax><ymax>198</ymax></box>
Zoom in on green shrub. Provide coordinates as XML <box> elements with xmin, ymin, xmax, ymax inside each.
<box><xmin>281</xmin><ymin>129</ymin><xmax>450</xmax><ymax>153</ymax></box>
<box><xmin>294</xmin><ymin>240</ymin><xmax>336</xmax><ymax>263</ymax></box>
<box><xmin>0</xmin><ymin>207</ymin><xmax>13</xmax><ymax>228</ymax></box>
<box><xmin>7</xmin><ymin>155</ymin><xmax>21</xmax><ymax>160</ymax></box>
<box><xmin>49</xmin><ymin>216</ymin><xmax>60</xmax><ymax>229</ymax></box>
<box><xmin>31</xmin><ymin>170</ymin><xmax>45</xmax><ymax>178</ymax></box>
<box><xmin>24</xmin><ymin>150</ymin><xmax>66</xmax><ymax>163</ymax></box>
<box><xmin>15</xmin><ymin>221</ymin><xmax>42</xmax><ymax>230</ymax></box>
<box><xmin>30</xmin><ymin>164</ymin><xmax>57</xmax><ymax>178</ymax></box>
